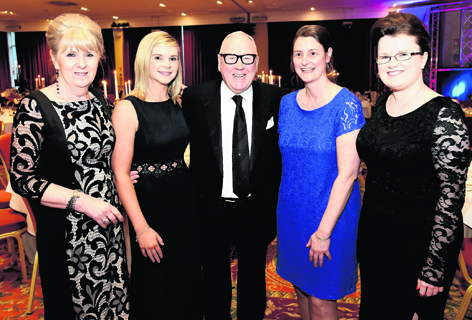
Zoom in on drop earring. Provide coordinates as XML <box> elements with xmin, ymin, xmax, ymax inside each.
<box><xmin>55</xmin><ymin>69</ymin><xmax>60</xmax><ymax>95</ymax></box>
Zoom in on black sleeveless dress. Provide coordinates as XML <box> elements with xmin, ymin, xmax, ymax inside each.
<box><xmin>126</xmin><ymin>96</ymin><xmax>202</xmax><ymax>319</ymax></box>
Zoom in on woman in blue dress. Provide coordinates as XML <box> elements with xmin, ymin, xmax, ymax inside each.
<box><xmin>277</xmin><ymin>25</ymin><xmax>365</xmax><ymax>319</ymax></box>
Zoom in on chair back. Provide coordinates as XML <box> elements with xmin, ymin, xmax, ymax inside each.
<box><xmin>0</xmin><ymin>133</ymin><xmax>11</xmax><ymax>185</ymax></box>
<box><xmin>463</xmin><ymin>238</ymin><xmax>472</xmax><ymax>278</ymax></box>
<box><xmin>0</xmin><ymin>133</ymin><xmax>11</xmax><ymax>170</ymax></box>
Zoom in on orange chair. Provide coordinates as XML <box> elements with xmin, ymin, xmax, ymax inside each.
<box><xmin>0</xmin><ymin>133</ymin><xmax>13</xmax><ymax>208</ymax></box>
<box><xmin>0</xmin><ymin>132</ymin><xmax>28</xmax><ymax>281</ymax></box>
<box><xmin>455</xmin><ymin>238</ymin><xmax>472</xmax><ymax>320</ymax></box>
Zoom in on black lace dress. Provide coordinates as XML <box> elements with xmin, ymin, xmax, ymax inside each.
<box><xmin>125</xmin><ymin>96</ymin><xmax>202</xmax><ymax>319</ymax></box>
<box><xmin>10</xmin><ymin>96</ymin><xmax>129</xmax><ymax>319</ymax></box>
<box><xmin>356</xmin><ymin>92</ymin><xmax>470</xmax><ymax>319</ymax></box>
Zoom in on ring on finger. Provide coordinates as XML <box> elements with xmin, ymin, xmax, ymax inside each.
<box><xmin>102</xmin><ymin>218</ymin><xmax>109</xmax><ymax>224</ymax></box>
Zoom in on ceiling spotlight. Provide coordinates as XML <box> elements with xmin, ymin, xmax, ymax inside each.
<box><xmin>217</xmin><ymin>0</ymin><xmax>223</xmax><ymax>4</ymax></box>
<box><xmin>81</xmin><ymin>7</ymin><xmax>88</xmax><ymax>11</ymax></box>
<box><xmin>248</xmin><ymin>0</ymin><xmax>253</xmax><ymax>4</ymax></box>
<box><xmin>311</xmin><ymin>7</ymin><xmax>315</xmax><ymax>11</ymax></box>
<box><xmin>159</xmin><ymin>3</ymin><xmax>166</xmax><ymax>7</ymax></box>
<box><xmin>113</xmin><ymin>16</ymin><xmax>118</xmax><ymax>19</ymax></box>
<box><xmin>393</xmin><ymin>3</ymin><xmax>397</xmax><ymax>7</ymax></box>
<box><xmin>181</xmin><ymin>13</ymin><xmax>186</xmax><ymax>16</ymax></box>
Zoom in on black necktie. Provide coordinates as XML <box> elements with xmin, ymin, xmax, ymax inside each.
<box><xmin>232</xmin><ymin>95</ymin><xmax>250</xmax><ymax>198</ymax></box>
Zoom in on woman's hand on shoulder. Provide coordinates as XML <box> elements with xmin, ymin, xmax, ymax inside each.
<box><xmin>306</xmin><ymin>231</ymin><xmax>332</xmax><ymax>267</ymax></box>
<box><xmin>136</xmin><ymin>227</ymin><xmax>164</xmax><ymax>263</ymax></box>
<box><xmin>417</xmin><ymin>279</ymin><xmax>443</xmax><ymax>297</ymax></box>
<box><xmin>75</xmin><ymin>193</ymin><xmax>123</xmax><ymax>229</ymax></box>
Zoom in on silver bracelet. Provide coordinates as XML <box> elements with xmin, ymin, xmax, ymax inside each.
<box><xmin>135</xmin><ymin>225</ymin><xmax>150</xmax><ymax>242</ymax></box>
<box><xmin>315</xmin><ymin>232</ymin><xmax>331</xmax><ymax>241</ymax></box>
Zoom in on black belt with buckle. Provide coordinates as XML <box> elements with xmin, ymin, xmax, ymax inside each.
<box><xmin>220</xmin><ymin>197</ymin><xmax>250</xmax><ymax>209</ymax></box>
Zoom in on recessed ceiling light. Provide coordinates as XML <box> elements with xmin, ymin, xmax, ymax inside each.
<box><xmin>181</xmin><ymin>13</ymin><xmax>186</xmax><ymax>16</ymax></box>
<box><xmin>311</xmin><ymin>7</ymin><xmax>315</xmax><ymax>11</ymax></box>
<box><xmin>393</xmin><ymin>3</ymin><xmax>397</xmax><ymax>7</ymax></box>
<box><xmin>81</xmin><ymin>7</ymin><xmax>88</xmax><ymax>11</ymax></box>
<box><xmin>217</xmin><ymin>1</ymin><xmax>223</xmax><ymax>4</ymax></box>
<box><xmin>248</xmin><ymin>0</ymin><xmax>253</xmax><ymax>4</ymax></box>
<box><xmin>159</xmin><ymin>3</ymin><xmax>166</xmax><ymax>7</ymax></box>
<box><xmin>113</xmin><ymin>16</ymin><xmax>118</xmax><ymax>19</ymax></box>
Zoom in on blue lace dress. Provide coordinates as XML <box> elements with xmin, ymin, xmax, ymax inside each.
<box><xmin>277</xmin><ymin>88</ymin><xmax>365</xmax><ymax>299</ymax></box>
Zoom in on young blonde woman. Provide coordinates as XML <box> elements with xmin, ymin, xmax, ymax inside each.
<box><xmin>112</xmin><ymin>31</ymin><xmax>202</xmax><ymax>318</ymax></box>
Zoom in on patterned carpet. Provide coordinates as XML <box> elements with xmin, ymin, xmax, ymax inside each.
<box><xmin>0</xmin><ymin>167</ymin><xmax>471</xmax><ymax>319</ymax></box>
<box><xmin>0</xmin><ymin>238</ymin><xmax>471</xmax><ymax>320</ymax></box>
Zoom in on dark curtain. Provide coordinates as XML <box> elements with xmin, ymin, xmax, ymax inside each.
<box><xmin>92</xmin><ymin>29</ymin><xmax>115</xmax><ymax>92</ymax></box>
<box><xmin>182</xmin><ymin>24</ymin><xmax>256</xmax><ymax>86</ymax></box>
<box><xmin>268</xmin><ymin>19</ymin><xmax>376</xmax><ymax>92</ymax></box>
<box><xmin>123</xmin><ymin>26</ymin><xmax>182</xmax><ymax>88</ymax></box>
<box><xmin>15</xmin><ymin>31</ymin><xmax>54</xmax><ymax>93</ymax></box>
<box><xmin>0</xmin><ymin>32</ymin><xmax>12</xmax><ymax>92</ymax></box>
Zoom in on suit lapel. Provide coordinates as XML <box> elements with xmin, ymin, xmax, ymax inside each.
<box><xmin>203</xmin><ymin>82</ymin><xmax>224</xmax><ymax>174</ymax></box>
<box><xmin>251</xmin><ymin>82</ymin><xmax>272</xmax><ymax>171</ymax></box>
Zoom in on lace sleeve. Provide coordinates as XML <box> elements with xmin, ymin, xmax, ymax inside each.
<box><xmin>336</xmin><ymin>97</ymin><xmax>365</xmax><ymax>137</ymax></box>
<box><xmin>10</xmin><ymin>97</ymin><xmax>51</xmax><ymax>199</ymax></box>
<box><xmin>422</xmin><ymin>104</ymin><xmax>470</xmax><ymax>285</ymax></box>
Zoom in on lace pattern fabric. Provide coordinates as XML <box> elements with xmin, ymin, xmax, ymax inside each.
<box><xmin>9</xmin><ymin>97</ymin><xmax>50</xmax><ymax>199</ymax></box>
<box><xmin>356</xmin><ymin>92</ymin><xmax>470</xmax><ymax>286</ymax></box>
<box><xmin>424</xmin><ymin>106</ymin><xmax>469</xmax><ymax>283</ymax></box>
<box><xmin>10</xmin><ymin>96</ymin><xmax>129</xmax><ymax>319</ymax></box>
<box><xmin>276</xmin><ymin>88</ymin><xmax>365</xmax><ymax>299</ymax></box>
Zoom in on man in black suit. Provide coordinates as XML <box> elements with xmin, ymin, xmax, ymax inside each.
<box><xmin>181</xmin><ymin>31</ymin><xmax>287</xmax><ymax>320</ymax></box>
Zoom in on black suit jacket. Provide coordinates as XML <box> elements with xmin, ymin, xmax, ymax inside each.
<box><xmin>182</xmin><ymin>80</ymin><xmax>287</xmax><ymax>245</ymax></box>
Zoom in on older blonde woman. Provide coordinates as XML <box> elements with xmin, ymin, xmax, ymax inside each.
<box><xmin>112</xmin><ymin>31</ymin><xmax>202</xmax><ymax>318</ymax></box>
<box><xmin>10</xmin><ymin>13</ymin><xmax>129</xmax><ymax>318</ymax></box>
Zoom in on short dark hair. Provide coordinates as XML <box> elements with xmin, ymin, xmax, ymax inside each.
<box><xmin>371</xmin><ymin>12</ymin><xmax>431</xmax><ymax>82</ymax></box>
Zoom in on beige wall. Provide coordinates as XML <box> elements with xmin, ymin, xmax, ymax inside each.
<box><xmin>253</xmin><ymin>23</ymin><xmax>268</xmax><ymax>77</ymax></box>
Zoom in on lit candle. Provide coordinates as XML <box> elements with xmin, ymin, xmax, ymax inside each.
<box><xmin>128</xmin><ymin>80</ymin><xmax>131</xmax><ymax>94</ymax></box>
<box><xmin>35</xmin><ymin>78</ymin><xmax>39</xmax><ymax>90</ymax></box>
<box><xmin>269</xmin><ymin>76</ymin><xmax>273</xmax><ymax>85</ymax></box>
<box><xmin>124</xmin><ymin>82</ymin><xmax>128</xmax><ymax>96</ymax></box>
<box><xmin>114</xmin><ymin>70</ymin><xmax>119</xmax><ymax>101</ymax></box>
<box><xmin>41</xmin><ymin>78</ymin><xmax>45</xmax><ymax>88</ymax></box>
<box><xmin>102</xmin><ymin>80</ymin><xmax>107</xmax><ymax>99</ymax></box>
<box><xmin>278</xmin><ymin>76</ymin><xmax>281</xmax><ymax>87</ymax></box>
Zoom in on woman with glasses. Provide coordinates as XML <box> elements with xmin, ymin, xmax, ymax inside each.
<box><xmin>276</xmin><ymin>25</ymin><xmax>365</xmax><ymax>319</ymax></box>
<box><xmin>356</xmin><ymin>12</ymin><xmax>470</xmax><ymax>319</ymax></box>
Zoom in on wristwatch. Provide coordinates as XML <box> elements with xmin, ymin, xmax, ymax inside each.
<box><xmin>66</xmin><ymin>189</ymin><xmax>81</xmax><ymax>212</ymax></box>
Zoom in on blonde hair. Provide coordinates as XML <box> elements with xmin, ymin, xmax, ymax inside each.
<box><xmin>131</xmin><ymin>31</ymin><xmax>182</xmax><ymax>104</ymax></box>
<box><xmin>46</xmin><ymin>13</ymin><xmax>104</xmax><ymax>60</ymax></box>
